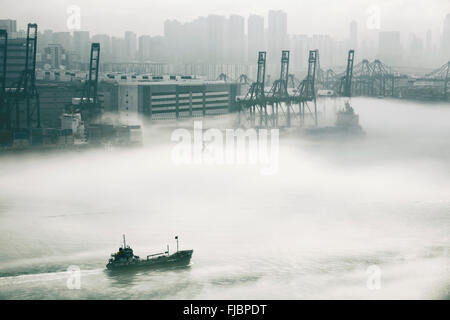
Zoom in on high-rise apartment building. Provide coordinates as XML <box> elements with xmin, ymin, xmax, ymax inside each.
<box><xmin>426</xmin><ymin>30</ymin><xmax>432</xmax><ymax>51</ymax></box>
<box><xmin>0</xmin><ymin>19</ymin><xmax>17</xmax><ymax>35</ymax></box>
<box><xmin>138</xmin><ymin>35</ymin><xmax>152</xmax><ymax>61</ymax></box>
<box><xmin>443</xmin><ymin>13</ymin><xmax>450</xmax><ymax>58</ymax></box>
<box><xmin>164</xmin><ymin>19</ymin><xmax>182</xmax><ymax>63</ymax></box>
<box><xmin>111</xmin><ymin>37</ymin><xmax>126</xmax><ymax>63</ymax></box>
<box><xmin>267</xmin><ymin>10</ymin><xmax>288</xmax><ymax>66</ymax></box>
<box><xmin>206</xmin><ymin>15</ymin><xmax>226</xmax><ymax>63</ymax></box>
<box><xmin>42</xmin><ymin>44</ymin><xmax>68</xmax><ymax>69</ymax></box>
<box><xmin>125</xmin><ymin>31</ymin><xmax>137</xmax><ymax>60</ymax></box>
<box><xmin>73</xmin><ymin>31</ymin><xmax>90</xmax><ymax>62</ymax></box>
<box><xmin>225</xmin><ymin>15</ymin><xmax>245</xmax><ymax>63</ymax></box>
<box><xmin>290</xmin><ymin>35</ymin><xmax>308</xmax><ymax>73</ymax></box>
<box><xmin>92</xmin><ymin>34</ymin><xmax>112</xmax><ymax>63</ymax></box>
<box><xmin>378</xmin><ymin>31</ymin><xmax>402</xmax><ymax>65</ymax></box>
<box><xmin>248</xmin><ymin>15</ymin><xmax>265</xmax><ymax>63</ymax></box>
<box><xmin>52</xmin><ymin>32</ymin><xmax>72</xmax><ymax>52</ymax></box>
<box><xmin>349</xmin><ymin>20</ymin><xmax>358</xmax><ymax>50</ymax></box>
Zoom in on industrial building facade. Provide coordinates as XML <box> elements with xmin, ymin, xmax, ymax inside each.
<box><xmin>118</xmin><ymin>81</ymin><xmax>240</xmax><ymax>119</ymax></box>
<box><xmin>0</xmin><ymin>38</ymin><xmax>33</xmax><ymax>88</ymax></box>
<box><xmin>20</xmin><ymin>80</ymin><xmax>238</xmax><ymax>129</ymax></box>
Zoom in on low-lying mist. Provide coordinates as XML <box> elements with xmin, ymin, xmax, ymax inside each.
<box><xmin>0</xmin><ymin>97</ymin><xmax>448</xmax><ymax>299</ymax></box>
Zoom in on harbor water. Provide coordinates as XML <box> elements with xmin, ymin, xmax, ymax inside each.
<box><xmin>0</xmin><ymin>97</ymin><xmax>449</xmax><ymax>299</ymax></box>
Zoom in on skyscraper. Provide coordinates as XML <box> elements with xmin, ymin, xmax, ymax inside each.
<box><xmin>111</xmin><ymin>37</ymin><xmax>126</xmax><ymax>63</ymax></box>
<box><xmin>267</xmin><ymin>10</ymin><xmax>287</xmax><ymax>67</ymax></box>
<box><xmin>426</xmin><ymin>30</ymin><xmax>432</xmax><ymax>51</ymax></box>
<box><xmin>408</xmin><ymin>33</ymin><xmax>424</xmax><ymax>65</ymax></box>
<box><xmin>39</xmin><ymin>30</ymin><xmax>53</xmax><ymax>52</ymax></box>
<box><xmin>248</xmin><ymin>15</ymin><xmax>264</xmax><ymax>63</ymax></box>
<box><xmin>149</xmin><ymin>36</ymin><xmax>167</xmax><ymax>63</ymax></box>
<box><xmin>92</xmin><ymin>34</ymin><xmax>112</xmax><ymax>63</ymax></box>
<box><xmin>0</xmin><ymin>19</ymin><xmax>17</xmax><ymax>35</ymax></box>
<box><xmin>290</xmin><ymin>34</ymin><xmax>308</xmax><ymax>73</ymax></box>
<box><xmin>378</xmin><ymin>31</ymin><xmax>402</xmax><ymax>65</ymax></box>
<box><xmin>225</xmin><ymin>15</ymin><xmax>245</xmax><ymax>63</ymax></box>
<box><xmin>349</xmin><ymin>20</ymin><xmax>358</xmax><ymax>50</ymax></box>
<box><xmin>138</xmin><ymin>35</ymin><xmax>152</xmax><ymax>61</ymax></box>
<box><xmin>443</xmin><ymin>13</ymin><xmax>450</xmax><ymax>58</ymax></box>
<box><xmin>125</xmin><ymin>31</ymin><xmax>137</xmax><ymax>61</ymax></box>
<box><xmin>164</xmin><ymin>19</ymin><xmax>182</xmax><ymax>63</ymax></box>
<box><xmin>52</xmin><ymin>32</ymin><xmax>72</xmax><ymax>52</ymax></box>
<box><xmin>189</xmin><ymin>17</ymin><xmax>207</xmax><ymax>63</ymax></box>
<box><xmin>43</xmin><ymin>44</ymin><xmax>66</xmax><ymax>69</ymax></box>
<box><xmin>206</xmin><ymin>15</ymin><xmax>226</xmax><ymax>63</ymax></box>
<box><xmin>311</xmin><ymin>34</ymin><xmax>334</xmax><ymax>67</ymax></box>
<box><xmin>73</xmin><ymin>31</ymin><xmax>90</xmax><ymax>62</ymax></box>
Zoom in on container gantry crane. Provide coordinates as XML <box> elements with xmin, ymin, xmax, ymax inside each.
<box><xmin>425</xmin><ymin>61</ymin><xmax>450</xmax><ymax>100</ymax></box>
<box><xmin>79</xmin><ymin>42</ymin><xmax>101</xmax><ymax>122</ymax></box>
<box><xmin>239</xmin><ymin>51</ymin><xmax>267</xmax><ymax>127</ymax></box>
<box><xmin>11</xmin><ymin>23</ymin><xmax>40</xmax><ymax>131</ymax></box>
<box><xmin>295</xmin><ymin>50</ymin><xmax>318</xmax><ymax>126</ymax></box>
<box><xmin>237</xmin><ymin>50</ymin><xmax>320</xmax><ymax>128</ymax></box>
<box><xmin>341</xmin><ymin>49</ymin><xmax>355</xmax><ymax>98</ymax></box>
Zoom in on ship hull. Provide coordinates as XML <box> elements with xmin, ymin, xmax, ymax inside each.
<box><xmin>106</xmin><ymin>250</ymin><xmax>193</xmax><ymax>271</ymax></box>
<box><xmin>304</xmin><ymin>125</ymin><xmax>364</xmax><ymax>137</ymax></box>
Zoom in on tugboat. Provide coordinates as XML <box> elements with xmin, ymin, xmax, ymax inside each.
<box><xmin>305</xmin><ymin>100</ymin><xmax>364</xmax><ymax>137</ymax></box>
<box><xmin>106</xmin><ymin>235</ymin><xmax>193</xmax><ymax>271</ymax></box>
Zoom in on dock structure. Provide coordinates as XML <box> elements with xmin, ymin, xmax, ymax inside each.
<box><xmin>1</xmin><ymin>25</ymin><xmax>449</xmax><ymax>149</ymax></box>
<box><xmin>235</xmin><ymin>50</ymin><xmax>314</xmax><ymax>128</ymax></box>
<box><xmin>421</xmin><ymin>61</ymin><xmax>450</xmax><ymax>100</ymax></box>
<box><xmin>315</xmin><ymin>57</ymin><xmax>449</xmax><ymax>101</ymax></box>
<box><xmin>235</xmin><ymin>48</ymin><xmax>358</xmax><ymax>129</ymax></box>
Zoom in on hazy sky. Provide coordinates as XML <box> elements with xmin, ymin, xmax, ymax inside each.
<box><xmin>1</xmin><ymin>0</ymin><xmax>449</xmax><ymax>40</ymax></box>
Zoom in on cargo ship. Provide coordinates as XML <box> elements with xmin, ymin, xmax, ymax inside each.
<box><xmin>106</xmin><ymin>235</ymin><xmax>193</xmax><ymax>271</ymax></box>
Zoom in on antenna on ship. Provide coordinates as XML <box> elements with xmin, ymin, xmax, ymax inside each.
<box><xmin>175</xmin><ymin>235</ymin><xmax>179</xmax><ymax>252</ymax></box>
<box><xmin>123</xmin><ymin>234</ymin><xmax>126</xmax><ymax>249</ymax></box>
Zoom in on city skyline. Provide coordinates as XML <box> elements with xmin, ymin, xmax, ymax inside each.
<box><xmin>2</xmin><ymin>0</ymin><xmax>449</xmax><ymax>40</ymax></box>
<box><xmin>1</xmin><ymin>0</ymin><xmax>450</xmax><ymax>304</ymax></box>
<box><xmin>1</xmin><ymin>9</ymin><xmax>449</xmax><ymax>72</ymax></box>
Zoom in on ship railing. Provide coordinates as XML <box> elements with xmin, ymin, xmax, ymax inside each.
<box><xmin>146</xmin><ymin>252</ymin><xmax>167</xmax><ymax>260</ymax></box>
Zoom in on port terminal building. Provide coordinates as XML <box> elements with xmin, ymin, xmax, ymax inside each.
<box><xmin>117</xmin><ymin>80</ymin><xmax>240</xmax><ymax>119</ymax></box>
<box><xmin>32</xmin><ymin>73</ymin><xmax>241</xmax><ymax>127</ymax></box>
